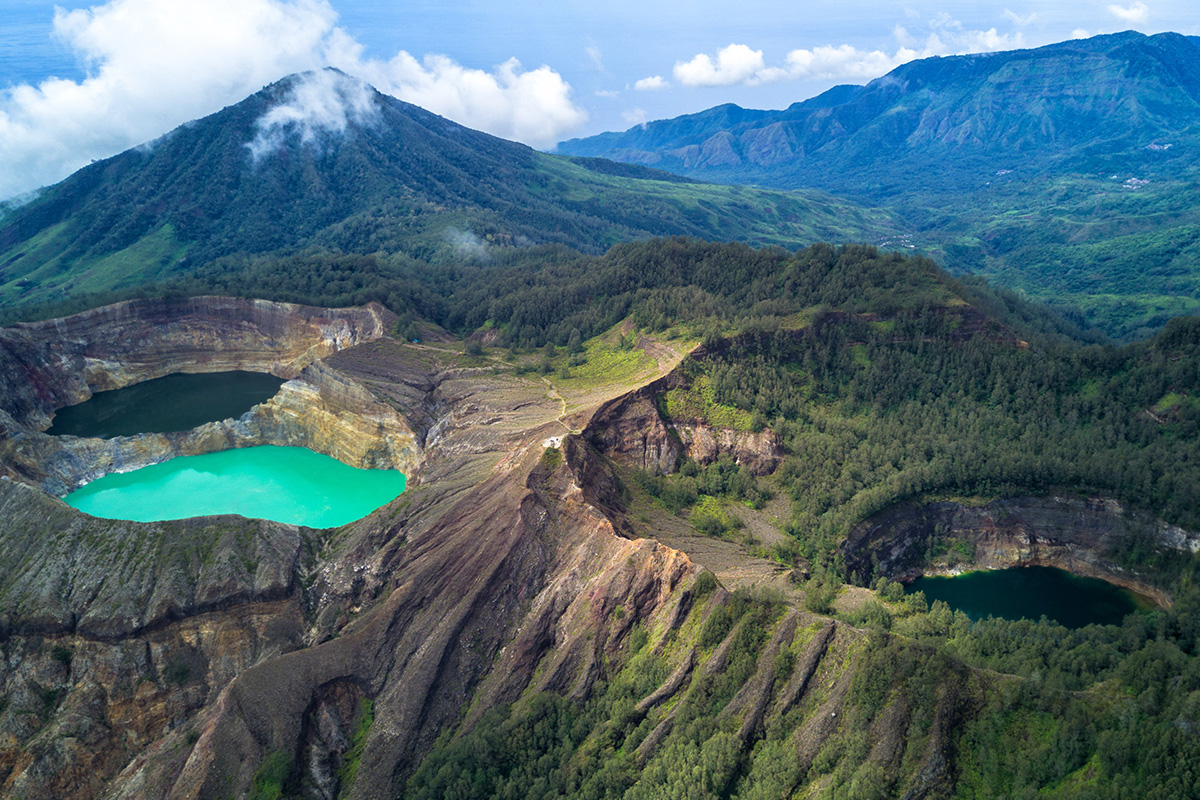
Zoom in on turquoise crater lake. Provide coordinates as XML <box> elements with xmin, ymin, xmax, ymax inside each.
<box><xmin>63</xmin><ymin>446</ymin><xmax>406</xmax><ymax>528</ymax></box>
<box><xmin>907</xmin><ymin>566</ymin><xmax>1150</xmax><ymax>628</ymax></box>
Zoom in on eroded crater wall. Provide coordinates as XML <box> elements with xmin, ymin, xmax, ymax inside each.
<box><xmin>0</xmin><ymin>296</ymin><xmax>394</xmax><ymax>429</ymax></box>
<box><xmin>0</xmin><ymin>297</ymin><xmax>421</xmax><ymax>493</ymax></box>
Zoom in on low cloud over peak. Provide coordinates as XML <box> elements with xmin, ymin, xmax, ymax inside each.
<box><xmin>247</xmin><ymin>69</ymin><xmax>378</xmax><ymax>163</ymax></box>
<box><xmin>346</xmin><ymin>53</ymin><xmax>587</xmax><ymax>148</ymax></box>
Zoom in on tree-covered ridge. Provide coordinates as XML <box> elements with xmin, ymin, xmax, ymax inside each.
<box><xmin>0</xmin><ymin>72</ymin><xmax>894</xmax><ymax>313</ymax></box>
<box><xmin>400</xmin><ymin>580</ymin><xmax>1200</xmax><ymax>800</ymax></box>
<box><xmin>21</xmin><ymin>236</ymin><xmax>1078</xmax><ymax>344</ymax></box>
<box><xmin>660</xmin><ymin>313</ymin><xmax>1200</xmax><ymax>571</ymax></box>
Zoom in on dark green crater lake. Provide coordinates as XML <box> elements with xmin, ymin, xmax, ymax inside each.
<box><xmin>63</xmin><ymin>446</ymin><xmax>407</xmax><ymax>528</ymax></box>
<box><xmin>46</xmin><ymin>371</ymin><xmax>286</xmax><ymax>439</ymax></box>
<box><xmin>907</xmin><ymin>566</ymin><xmax>1150</xmax><ymax>628</ymax></box>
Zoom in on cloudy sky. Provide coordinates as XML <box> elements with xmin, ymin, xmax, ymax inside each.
<box><xmin>1</xmin><ymin>0</ymin><xmax>1196</xmax><ymax>201</ymax></box>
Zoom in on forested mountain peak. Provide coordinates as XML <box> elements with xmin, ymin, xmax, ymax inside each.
<box><xmin>0</xmin><ymin>70</ymin><xmax>896</xmax><ymax>316</ymax></box>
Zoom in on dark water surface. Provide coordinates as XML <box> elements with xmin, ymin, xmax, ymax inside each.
<box><xmin>63</xmin><ymin>446</ymin><xmax>407</xmax><ymax>528</ymax></box>
<box><xmin>907</xmin><ymin>566</ymin><xmax>1150</xmax><ymax>628</ymax></box>
<box><xmin>46</xmin><ymin>371</ymin><xmax>285</xmax><ymax>439</ymax></box>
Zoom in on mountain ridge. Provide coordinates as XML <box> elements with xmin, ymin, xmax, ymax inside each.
<box><xmin>559</xmin><ymin>31</ymin><xmax>1200</xmax><ymax>189</ymax></box>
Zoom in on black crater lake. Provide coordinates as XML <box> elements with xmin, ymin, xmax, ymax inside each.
<box><xmin>63</xmin><ymin>446</ymin><xmax>407</xmax><ymax>528</ymax></box>
<box><xmin>907</xmin><ymin>566</ymin><xmax>1151</xmax><ymax>628</ymax></box>
<box><xmin>46</xmin><ymin>371</ymin><xmax>286</xmax><ymax>439</ymax></box>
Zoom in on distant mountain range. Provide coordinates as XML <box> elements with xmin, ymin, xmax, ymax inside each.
<box><xmin>0</xmin><ymin>70</ymin><xmax>893</xmax><ymax>315</ymax></box>
<box><xmin>560</xmin><ymin>31</ymin><xmax>1200</xmax><ymax>196</ymax></box>
<box><xmin>561</xmin><ymin>32</ymin><xmax>1200</xmax><ymax>339</ymax></box>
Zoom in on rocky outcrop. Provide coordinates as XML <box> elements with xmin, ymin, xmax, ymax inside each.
<box><xmin>674</xmin><ymin>423</ymin><xmax>783</xmax><ymax>476</ymax></box>
<box><xmin>587</xmin><ymin>377</ymin><xmax>680</xmax><ymax>474</ymax></box>
<box><xmin>586</xmin><ymin>374</ymin><xmax>783</xmax><ymax>476</ymax></box>
<box><xmin>0</xmin><ymin>478</ymin><xmax>306</xmax><ymax>639</ymax></box>
<box><xmin>0</xmin><ymin>476</ymin><xmax>313</xmax><ymax>799</ymax></box>
<box><xmin>841</xmin><ymin>495</ymin><xmax>1199</xmax><ymax>604</ymax></box>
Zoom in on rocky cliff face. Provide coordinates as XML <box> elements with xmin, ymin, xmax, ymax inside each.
<box><xmin>0</xmin><ymin>296</ymin><xmax>393</xmax><ymax>430</ymax></box>
<box><xmin>841</xmin><ymin>495</ymin><xmax>1199</xmax><ymax>604</ymax></box>
<box><xmin>586</xmin><ymin>374</ymin><xmax>783</xmax><ymax>476</ymax></box>
<box><xmin>673</xmin><ymin>423</ymin><xmax>783</xmax><ymax>476</ymax></box>
<box><xmin>586</xmin><ymin>378</ymin><xmax>680</xmax><ymax>474</ymax></box>
<box><xmin>0</xmin><ymin>474</ymin><xmax>313</xmax><ymax>798</ymax></box>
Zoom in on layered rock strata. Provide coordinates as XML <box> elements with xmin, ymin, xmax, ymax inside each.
<box><xmin>0</xmin><ymin>296</ymin><xmax>392</xmax><ymax>430</ymax></box>
<box><xmin>0</xmin><ymin>297</ymin><xmax>419</xmax><ymax>493</ymax></box>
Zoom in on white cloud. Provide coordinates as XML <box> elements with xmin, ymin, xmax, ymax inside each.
<box><xmin>247</xmin><ymin>69</ymin><xmax>377</xmax><ymax>162</ymax></box>
<box><xmin>622</xmin><ymin>108</ymin><xmax>649</xmax><ymax>127</ymax></box>
<box><xmin>0</xmin><ymin>0</ymin><xmax>587</xmax><ymax>201</ymax></box>
<box><xmin>1003</xmin><ymin>9</ymin><xmax>1038</xmax><ymax>26</ymax></box>
<box><xmin>669</xmin><ymin>19</ymin><xmax>1024</xmax><ymax>91</ymax></box>
<box><xmin>594</xmin><ymin>89</ymin><xmax>620</xmax><ymax>99</ymax></box>
<box><xmin>345</xmin><ymin>52</ymin><xmax>586</xmax><ymax>148</ymax></box>
<box><xmin>635</xmin><ymin>75</ymin><xmax>670</xmax><ymax>91</ymax></box>
<box><xmin>1108</xmin><ymin>2</ymin><xmax>1150</xmax><ymax>24</ymax></box>
<box><xmin>1072</xmin><ymin>28</ymin><xmax>1092</xmax><ymax>39</ymax></box>
<box><xmin>785</xmin><ymin>44</ymin><xmax>916</xmax><ymax>81</ymax></box>
<box><xmin>674</xmin><ymin>44</ymin><xmax>776</xmax><ymax>87</ymax></box>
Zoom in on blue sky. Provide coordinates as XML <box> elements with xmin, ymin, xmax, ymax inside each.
<box><xmin>0</xmin><ymin>0</ymin><xmax>1196</xmax><ymax>200</ymax></box>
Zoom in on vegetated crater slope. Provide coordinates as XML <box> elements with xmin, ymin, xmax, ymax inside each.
<box><xmin>3</xmin><ymin>291</ymin><xmax>1199</xmax><ymax>799</ymax></box>
<box><xmin>587</xmin><ymin>331</ymin><xmax>1199</xmax><ymax>607</ymax></box>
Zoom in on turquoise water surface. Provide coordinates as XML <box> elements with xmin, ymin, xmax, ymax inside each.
<box><xmin>64</xmin><ymin>446</ymin><xmax>406</xmax><ymax>527</ymax></box>
<box><xmin>907</xmin><ymin>566</ymin><xmax>1149</xmax><ymax>628</ymax></box>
